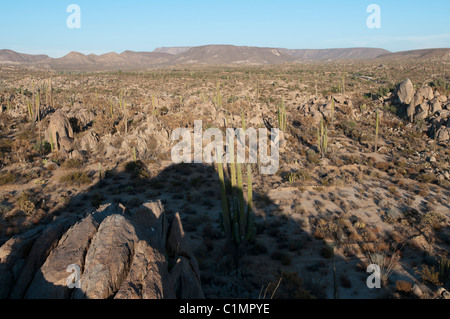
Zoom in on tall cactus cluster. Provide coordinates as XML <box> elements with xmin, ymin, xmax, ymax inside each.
<box><xmin>277</xmin><ymin>100</ymin><xmax>287</xmax><ymax>133</ymax></box>
<box><xmin>317</xmin><ymin>119</ymin><xmax>328</xmax><ymax>157</ymax></box>
<box><xmin>374</xmin><ymin>108</ymin><xmax>380</xmax><ymax>153</ymax></box>
<box><xmin>216</xmin><ymin>144</ymin><xmax>256</xmax><ymax>246</ymax></box>
<box><xmin>214</xmin><ymin>84</ymin><xmax>223</xmax><ymax>108</ymax></box>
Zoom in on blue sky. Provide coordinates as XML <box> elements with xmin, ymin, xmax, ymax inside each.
<box><xmin>1</xmin><ymin>0</ymin><xmax>449</xmax><ymax>57</ymax></box>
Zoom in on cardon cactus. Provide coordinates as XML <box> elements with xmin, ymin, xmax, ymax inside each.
<box><xmin>216</xmin><ymin>145</ymin><xmax>255</xmax><ymax>246</ymax></box>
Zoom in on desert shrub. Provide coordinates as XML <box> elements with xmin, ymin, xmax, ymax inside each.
<box><xmin>60</xmin><ymin>171</ymin><xmax>92</xmax><ymax>186</ymax></box>
<box><xmin>255</xmin><ymin>192</ymin><xmax>271</xmax><ymax>207</ymax></box>
<box><xmin>125</xmin><ymin>160</ymin><xmax>151</xmax><ymax>184</ymax></box>
<box><xmin>33</xmin><ymin>140</ymin><xmax>52</xmax><ymax>155</ymax></box>
<box><xmin>62</xmin><ymin>158</ymin><xmax>84</xmax><ymax>169</ymax></box>
<box><xmin>375</xmin><ymin>162</ymin><xmax>391</xmax><ymax>172</ymax></box>
<box><xmin>17</xmin><ymin>127</ymin><xmax>35</xmax><ymax>141</ymax></box>
<box><xmin>340</xmin><ymin>274</ymin><xmax>352</xmax><ymax>289</ymax></box>
<box><xmin>126</xmin><ymin>197</ymin><xmax>142</xmax><ymax>208</ymax></box>
<box><xmin>160</xmin><ymin>106</ymin><xmax>169</xmax><ymax>115</ymax></box>
<box><xmin>271</xmin><ymin>250</ymin><xmax>292</xmax><ymax>265</ymax></box>
<box><xmin>111</xmin><ymin>135</ymin><xmax>124</xmax><ymax>148</ymax></box>
<box><xmin>0</xmin><ymin>171</ymin><xmax>17</xmax><ymax>186</ymax></box>
<box><xmin>430</xmin><ymin>78</ymin><xmax>449</xmax><ymax>94</ymax></box>
<box><xmin>264</xmin><ymin>272</ymin><xmax>314</xmax><ymax>299</ymax></box>
<box><xmin>417</xmin><ymin>172</ymin><xmax>438</xmax><ymax>184</ymax></box>
<box><xmin>395</xmin><ymin>280</ymin><xmax>413</xmax><ymax>294</ymax></box>
<box><xmin>421</xmin><ymin>211</ymin><xmax>445</xmax><ymax>229</ymax></box>
<box><xmin>124</xmin><ymin>160</ymin><xmax>144</xmax><ymax>172</ymax></box>
<box><xmin>92</xmin><ymin>111</ymin><xmax>117</xmax><ymax>136</ymax></box>
<box><xmin>376</xmin><ymin>86</ymin><xmax>391</xmax><ymax>98</ymax></box>
<box><xmin>16</xmin><ymin>192</ymin><xmax>35</xmax><ymax>215</ymax></box>
<box><xmin>90</xmin><ymin>193</ymin><xmax>104</xmax><ymax>208</ymax></box>
<box><xmin>288</xmin><ymin>239</ymin><xmax>304</xmax><ymax>252</ymax></box>
<box><xmin>296</xmin><ymin>169</ymin><xmax>311</xmax><ymax>181</ymax></box>
<box><xmin>415</xmin><ymin>265</ymin><xmax>442</xmax><ymax>286</ymax></box>
<box><xmin>338</xmin><ymin>121</ymin><xmax>359</xmax><ymax>140</ymax></box>
<box><xmin>342</xmin><ymin>155</ymin><xmax>361</xmax><ymax>165</ymax></box>
<box><xmin>438</xmin><ymin>256</ymin><xmax>450</xmax><ymax>285</ymax></box>
<box><xmin>306</xmin><ymin>149</ymin><xmax>320</xmax><ymax>166</ymax></box>
<box><xmin>366</xmin><ymin>248</ymin><xmax>400</xmax><ymax>287</ymax></box>
<box><xmin>0</xmin><ymin>138</ymin><xmax>13</xmax><ymax>153</ymax></box>
<box><xmin>383</xmin><ymin>104</ymin><xmax>398</xmax><ymax>115</ymax></box>
<box><xmin>320</xmin><ymin>244</ymin><xmax>335</xmax><ymax>259</ymax></box>
<box><xmin>249</xmin><ymin>241</ymin><xmax>268</xmax><ymax>255</ymax></box>
<box><xmin>202</xmin><ymin>238</ymin><xmax>214</xmax><ymax>252</ymax></box>
<box><xmin>0</xmin><ymin>203</ymin><xmax>12</xmax><ymax>216</ymax></box>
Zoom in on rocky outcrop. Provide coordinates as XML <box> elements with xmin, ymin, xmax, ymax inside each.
<box><xmin>8</xmin><ymin>224</ymin><xmax>64</xmax><ymax>299</ymax></box>
<box><xmin>79</xmin><ymin>130</ymin><xmax>100</xmax><ymax>152</ymax></box>
<box><xmin>396</xmin><ymin>80</ymin><xmax>449</xmax><ymax>123</ymax></box>
<box><xmin>395</xmin><ymin>80</ymin><xmax>450</xmax><ymax>141</ymax></box>
<box><xmin>65</xmin><ymin>107</ymin><xmax>96</xmax><ymax>131</ymax></box>
<box><xmin>0</xmin><ymin>201</ymin><xmax>204</xmax><ymax>299</ymax></box>
<box><xmin>0</xmin><ymin>227</ymin><xmax>43</xmax><ymax>298</ymax></box>
<box><xmin>430</xmin><ymin>110</ymin><xmax>450</xmax><ymax>142</ymax></box>
<box><xmin>397</xmin><ymin>79</ymin><xmax>415</xmax><ymax>105</ymax></box>
<box><xmin>47</xmin><ymin>110</ymin><xmax>74</xmax><ymax>152</ymax></box>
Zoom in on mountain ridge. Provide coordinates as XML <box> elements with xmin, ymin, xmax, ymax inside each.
<box><xmin>1</xmin><ymin>46</ymin><xmax>449</xmax><ymax>71</ymax></box>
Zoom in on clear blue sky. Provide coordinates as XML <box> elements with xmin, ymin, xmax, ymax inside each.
<box><xmin>1</xmin><ymin>0</ymin><xmax>449</xmax><ymax>57</ymax></box>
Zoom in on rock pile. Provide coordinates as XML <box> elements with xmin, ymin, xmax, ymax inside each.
<box><xmin>0</xmin><ymin>201</ymin><xmax>204</xmax><ymax>299</ymax></box>
<box><xmin>396</xmin><ymin>79</ymin><xmax>450</xmax><ymax>141</ymax></box>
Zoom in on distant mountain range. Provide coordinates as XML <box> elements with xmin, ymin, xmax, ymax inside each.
<box><xmin>0</xmin><ymin>45</ymin><xmax>449</xmax><ymax>71</ymax></box>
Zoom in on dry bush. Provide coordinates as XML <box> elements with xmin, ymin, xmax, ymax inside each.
<box><xmin>92</xmin><ymin>111</ymin><xmax>118</xmax><ymax>136</ymax></box>
<box><xmin>16</xmin><ymin>191</ymin><xmax>35</xmax><ymax>216</ymax></box>
<box><xmin>62</xmin><ymin>158</ymin><xmax>84</xmax><ymax>169</ymax></box>
<box><xmin>366</xmin><ymin>246</ymin><xmax>400</xmax><ymax>287</ymax></box>
<box><xmin>415</xmin><ymin>265</ymin><xmax>442</xmax><ymax>286</ymax></box>
<box><xmin>262</xmin><ymin>272</ymin><xmax>314</xmax><ymax>299</ymax></box>
<box><xmin>395</xmin><ymin>280</ymin><xmax>412</xmax><ymax>294</ymax></box>
<box><xmin>60</xmin><ymin>171</ymin><xmax>92</xmax><ymax>186</ymax></box>
<box><xmin>0</xmin><ymin>171</ymin><xmax>17</xmax><ymax>186</ymax></box>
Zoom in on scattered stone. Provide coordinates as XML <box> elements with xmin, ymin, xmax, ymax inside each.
<box><xmin>412</xmin><ymin>285</ymin><xmax>423</xmax><ymax>298</ymax></box>
<box><xmin>436</xmin><ymin>127</ymin><xmax>449</xmax><ymax>142</ymax></box>
<box><xmin>437</xmin><ymin>288</ymin><xmax>450</xmax><ymax>299</ymax></box>
<box><xmin>431</xmin><ymin>100</ymin><xmax>442</xmax><ymax>114</ymax></box>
